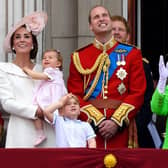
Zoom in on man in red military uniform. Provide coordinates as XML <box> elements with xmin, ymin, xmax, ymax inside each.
<box><xmin>67</xmin><ymin>5</ymin><xmax>146</xmax><ymax>149</ymax></box>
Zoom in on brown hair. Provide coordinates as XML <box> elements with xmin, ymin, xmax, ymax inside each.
<box><xmin>10</xmin><ymin>25</ymin><xmax>38</xmax><ymax>60</ymax></box>
<box><xmin>111</xmin><ymin>15</ymin><xmax>130</xmax><ymax>34</ymax></box>
<box><xmin>43</xmin><ymin>49</ymin><xmax>63</xmax><ymax>71</ymax></box>
<box><xmin>88</xmin><ymin>5</ymin><xmax>111</xmax><ymax>24</ymax></box>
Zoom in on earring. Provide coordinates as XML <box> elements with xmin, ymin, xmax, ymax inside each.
<box><xmin>12</xmin><ymin>47</ymin><xmax>15</xmax><ymax>50</ymax></box>
<box><xmin>31</xmin><ymin>46</ymin><xmax>34</xmax><ymax>50</ymax></box>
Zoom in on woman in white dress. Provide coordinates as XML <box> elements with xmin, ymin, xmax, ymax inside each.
<box><xmin>0</xmin><ymin>11</ymin><xmax>55</xmax><ymax>148</ymax></box>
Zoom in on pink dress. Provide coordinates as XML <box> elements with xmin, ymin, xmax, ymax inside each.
<box><xmin>33</xmin><ymin>67</ymin><xmax>67</xmax><ymax>109</ymax></box>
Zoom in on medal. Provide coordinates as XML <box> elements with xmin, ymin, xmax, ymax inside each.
<box><xmin>121</xmin><ymin>54</ymin><xmax>126</xmax><ymax>66</ymax></box>
<box><xmin>116</xmin><ymin>61</ymin><xmax>121</xmax><ymax>66</ymax></box>
<box><xmin>116</xmin><ymin>67</ymin><xmax>127</xmax><ymax>80</ymax></box>
<box><xmin>117</xmin><ymin>82</ymin><xmax>126</xmax><ymax>95</ymax></box>
<box><xmin>116</xmin><ymin>67</ymin><xmax>127</xmax><ymax>95</ymax></box>
<box><xmin>116</xmin><ymin>54</ymin><xmax>121</xmax><ymax>66</ymax></box>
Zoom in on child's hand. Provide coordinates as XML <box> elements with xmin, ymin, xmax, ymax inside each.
<box><xmin>22</xmin><ymin>66</ymin><xmax>30</xmax><ymax>74</ymax></box>
<box><xmin>59</xmin><ymin>93</ymin><xmax>72</xmax><ymax>107</ymax></box>
<box><xmin>23</xmin><ymin>66</ymin><xmax>29</xmax><ymax>71</ymax></box>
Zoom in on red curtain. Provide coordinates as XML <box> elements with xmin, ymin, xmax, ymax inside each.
<box><xmin>0</xmin><ymin>148</ymin><xmax>167</xmax><ymax>168</ymax></box>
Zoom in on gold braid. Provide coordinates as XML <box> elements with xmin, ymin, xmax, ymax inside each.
<box><xmin>73</xmin><ymin>52</ymin><xmax>103</xmax><ymax>74</ymax></box>
<box><xmin>73</xmin><ymin>52</ymin><xmax>109</xmax><ymax>100</ymax></box>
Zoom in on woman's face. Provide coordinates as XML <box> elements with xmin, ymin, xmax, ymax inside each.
<box><xmin>12</xmin><ymin>27</ymin><xmax>33</xmax><ymax>54</ymax></box>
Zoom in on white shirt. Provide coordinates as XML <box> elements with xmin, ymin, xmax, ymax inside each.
<box><xmin>53</xmin><ymin>111</ymin><xmax>96</xmax><ymax>147</ymax></box>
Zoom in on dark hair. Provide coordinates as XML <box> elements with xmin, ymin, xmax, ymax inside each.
<box><xmin>43</xmin><ymin>49</ymin><xmax>63</xmax><ymax>71</ymax></box>
<box><xmin>88</xmin><ymin>5</ymin><xmax>111</xmax><ymax>24</ymax></box>
<box><xmin>111</xmin><ymin>15</ymin><xmax>130</xmax><ymax>34</ymax></box>
<box><xmin>10</xmin><ymin>25</ymin><xmax>38</xmax><ymax>60</ymax></box>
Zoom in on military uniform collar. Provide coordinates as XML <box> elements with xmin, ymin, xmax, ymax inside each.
<box><xmin>93</xmin><ymin>36</ymin><xmax>117</xmax><ymax>51</ymax></box>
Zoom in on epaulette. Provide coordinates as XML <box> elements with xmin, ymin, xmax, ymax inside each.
<box><xmin>142</xmin><ymin>57</ymin><xmax>149</xmax><ymax>64</ymax></box>
<box><xmin>74</xmin><ymin>43</ymin><xmax>92</xmax><ymax>52</ymax></box>
<box><xmin>119</xmin><ymin>41</ymin><xmax>140</xmax><ymax>49</ymax></box>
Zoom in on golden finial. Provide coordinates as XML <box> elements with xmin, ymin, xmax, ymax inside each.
<box><xmin>104</xmin><ymin>154</ymin><xmax>117</xmax><ymax>168</ymax></box>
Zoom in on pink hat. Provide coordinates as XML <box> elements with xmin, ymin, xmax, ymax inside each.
<box><xmin>3</xmin><ymin>11</ymin><xmax>48</xmax><ymax>53</ymax></box>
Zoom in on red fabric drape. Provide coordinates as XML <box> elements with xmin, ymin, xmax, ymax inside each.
<box><xmin>0</xmin><ymin>148</ymin><xmax>167</xmax><ymax>168</ymax></box>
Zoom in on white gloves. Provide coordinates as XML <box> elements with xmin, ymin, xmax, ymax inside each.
<box><xmin>157</xmin><ymin>55</ymin><xmax>168</xmax><ymax>93</ymax></box>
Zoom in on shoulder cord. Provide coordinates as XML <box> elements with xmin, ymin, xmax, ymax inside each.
<box><xmin>73</xmin><ymin>52</ymin><xmax>109</xmax><ymax>100</ymax></box>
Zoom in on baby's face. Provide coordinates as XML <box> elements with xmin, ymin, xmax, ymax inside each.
<box><xmin>63</xmin><ymin>98</ymin><xmax>80</xmax><ymax>120</ymax></box>
<box><xmin>42</xmin><ymin>51</ymin><xmax>61</xmax><ymax>69</ymax></box>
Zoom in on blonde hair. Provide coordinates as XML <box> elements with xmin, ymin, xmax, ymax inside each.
<box><xmin>43</xmin><ymin>49</ymin><xmax>63</xmax><ymax>70</ymax></box>
<box><xmin>60</xmin><ymin>94</ymin><xmax>80</xmax><ymax>116</ymax></box>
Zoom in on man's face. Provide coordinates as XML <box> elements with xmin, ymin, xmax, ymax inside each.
<box><xmin>111</xmin><ymin>20</ymin><xmax>129</xmax><ymax>43</ymax></box>
<box><xmin>89</xmin><ymin>6</ymin><xmax>112</xmax><ymax>35</ymax></box>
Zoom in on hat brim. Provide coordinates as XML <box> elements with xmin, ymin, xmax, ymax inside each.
<box><xmin>3</xmin><ymin>11</ymin><xmax>48</xmax><ymax>53</ymax></box>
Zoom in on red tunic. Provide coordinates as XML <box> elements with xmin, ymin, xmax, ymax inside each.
<box><xmin>67</xmin><ymin>38</ymin><xmax>146</xmax><ymax>149</ymax></box>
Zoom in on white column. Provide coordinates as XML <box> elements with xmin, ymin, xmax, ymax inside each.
<box><xmin>24</xmin><ymin>0</ymin><xmax>35</xmax><ymax>15</ymax></box>
<box><xmin>0</xmin><ymin>0</ymin><xmax>6</xmax><ymax>61</ymax></box>
<box><xmin>36</xmin><ymin>0</ymin><xmax>45</xmax><ymax>64</ymax></box>
<box><xmin>122</xmin><ymin>0</ymin><xmax>128</xmax><ymax>20</ymax></box>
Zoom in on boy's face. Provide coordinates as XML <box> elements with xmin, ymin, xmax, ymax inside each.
<box><xmin>42</xmin><ymin>51</ymin><xmax>61</xmax><ymax>69</ymax></box>
<box><xmin>63</xmin><ymin>97</ymin><xmax>80</xmax><ymax>120</ymax></box>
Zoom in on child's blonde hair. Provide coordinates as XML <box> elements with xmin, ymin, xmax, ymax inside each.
<box><xmin>70</xmin><ymin>94</ymin><xmax>80</xmax><ymax>105</ymax></box>
<box><xmin>43</xmin><ymin>49</ymin><xmax>63</xmax><ymax>70</ymax></box>
<box><xmin>60</xmin><ymin>94</ymin><xmax>80</xmax><ymax>116</ymax></box>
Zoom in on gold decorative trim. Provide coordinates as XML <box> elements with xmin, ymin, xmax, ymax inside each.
<box><xmin>114</xmin><ymin>49</ymin><xmax>127</xmax><ymax>53</ymax></box>
<box><xmin>83</xmin><ymin>52</ymin><xmax>109</xmax><ymax>100</ymax></box>
<box><xmin>73</xmin><ymin>52</ymin><xmax>102</xmax><ymax>75</ymax></box>
<box><xmin>73</xmin><ymin>51</ymin><xmax>110</xmax><ymax>100</ymax></box>
<box><xmin>93</xmin><ymin>37</ymin><xmax>116</xmax><ymax>51</ymax></box>
<box><xmin>81</xmin><ymin>104</ymin><xmax>105</xmax><ymax>126</ymax></box>
<box><xmin>111</xmin><ymin>103</ymin><xmax>135</xmax><ymax>127</ymax></box>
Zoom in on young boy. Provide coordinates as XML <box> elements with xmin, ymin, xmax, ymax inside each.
<box><xmin>43</xmin><ymin>93</ymin><xmax>96</xmax><ymax>148</ymax></box>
